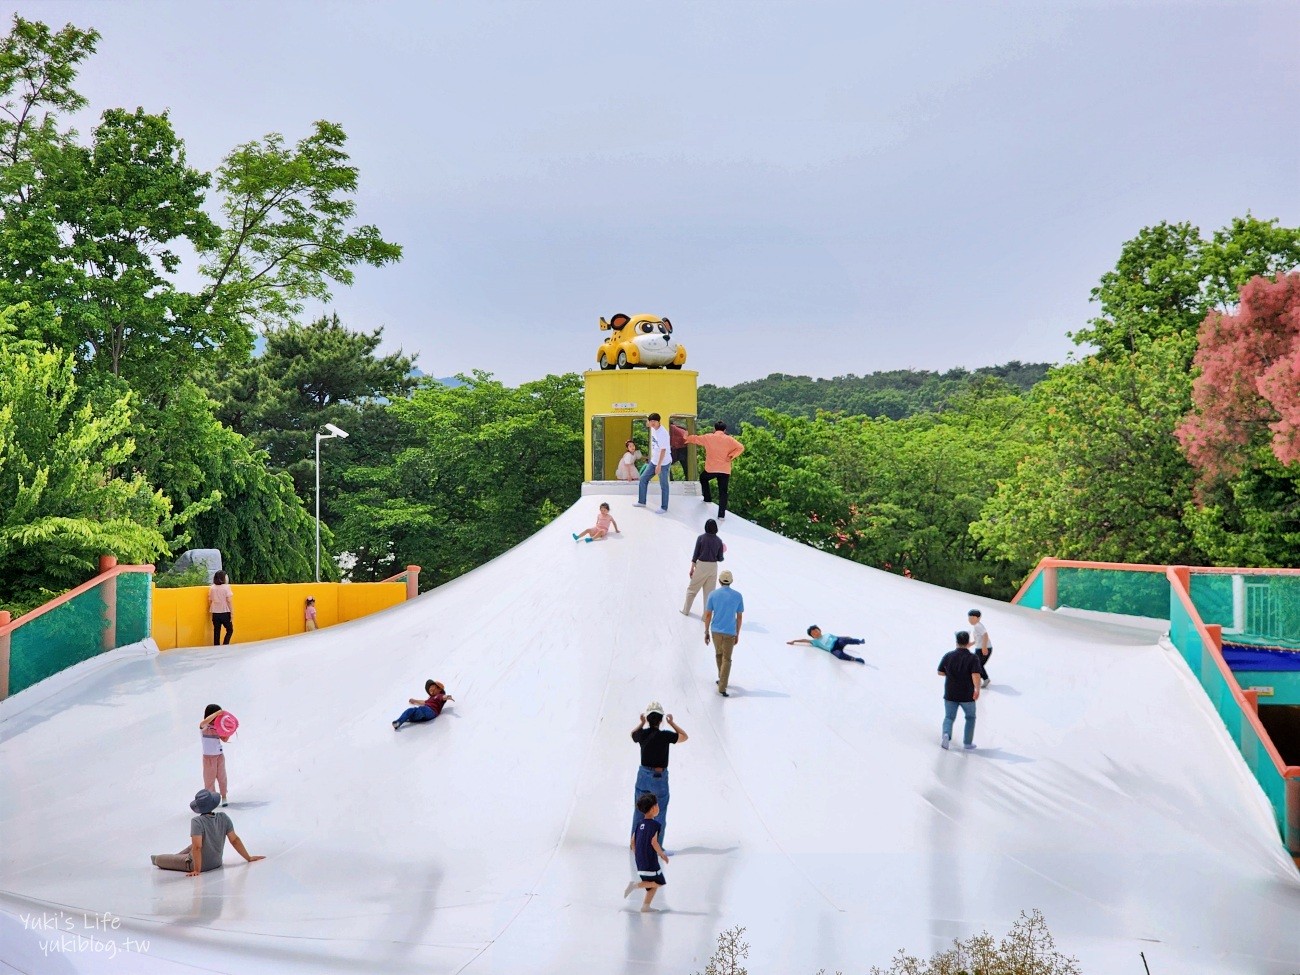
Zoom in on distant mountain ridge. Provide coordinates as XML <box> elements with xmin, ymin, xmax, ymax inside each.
<box><xmin>699</xmin><ymin>361</ymin><xmax>1051</xmax><ymax>429</ymax></box>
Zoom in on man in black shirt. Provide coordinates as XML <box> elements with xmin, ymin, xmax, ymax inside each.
<box><xmin>937</xmin><ymin>631</ymin><xmax>981</xmax><ymax>750</ymax></box>
<box><xmin>630</xmin><ymin>702</ymin><xmax>688</xmax><ymax>843</ymax></box>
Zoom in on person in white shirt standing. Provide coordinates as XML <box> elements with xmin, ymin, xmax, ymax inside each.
<box><xmin>635</xmin><ymin>413</ymin><xmax>672</xmax><ymax>512</ymax></box>
<box><xmin>968</xmin><ymin>608</ymin><xmax>993</xmax><ymax>687</ymax></box>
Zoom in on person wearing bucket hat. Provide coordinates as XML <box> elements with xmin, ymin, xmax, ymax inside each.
<box><xmin>630</xmin><ymin>702</ymin><xmax>687</xmax><ymax>843</ymax></box>
<box><xmin>150</xmin><ymin>790</ymin><xmax>264</xmax><ymax>876</ymax></box>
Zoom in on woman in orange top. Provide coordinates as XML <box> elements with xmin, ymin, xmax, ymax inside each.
<box><xmin>208</xmin><ymin>570</ymin><xmax>234</xmax><ymax>646</ymax></box>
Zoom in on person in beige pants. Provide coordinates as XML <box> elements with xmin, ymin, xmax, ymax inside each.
<box><xmin>681</xmin><ymin>519</ymin><xmax>725</xmax><ymax>616</ymax></box>
<box><xmin>703</xmin><ymin>571</ymin><xmax>744</xmax><ymax>697</ymax></box>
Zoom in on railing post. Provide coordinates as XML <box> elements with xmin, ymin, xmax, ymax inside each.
<box><xmin>1287</xmin><ymin>775</ymin><xmax>1300</xmax><ymax>857</ymax></box>
<box><xmin>405</xmin><ymin>566</ymin><xmax>421</xmax><ymax>600</ymax></box>
<box><xmin>1170</xmin><ymin>565</ymin><xmax>1191</xmax><ymax>594</ymax></box>
<box><xmin>1042</xmin><ymin>562</ymin><xmax>1059</xmax><ymax>610</ymax></box>
<box><xmin>0</xmin><ymin>610</ymin><xmax>10</xmax><ymax>701</ymax></box>
<box><xmin>1204</xmin><ymin>623</ymin><xmax>1223</xmax><ymax>651</ymax></box>
<box><xmin>98</xmin><ymin>555</ymin><xmax>118</xmax><ymax>652</ymax></box>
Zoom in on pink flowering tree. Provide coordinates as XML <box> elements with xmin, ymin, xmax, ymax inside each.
<box><xmin>1177</xmin><ymin>273</ymin><xmax>1300</xmax><ymax>478</ymax></box>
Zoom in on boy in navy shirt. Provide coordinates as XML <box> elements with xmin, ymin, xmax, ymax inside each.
<box><xmin>624</xmin><ymin>793</ymin><xmax>669</xmax><ymax>912</ymax></box>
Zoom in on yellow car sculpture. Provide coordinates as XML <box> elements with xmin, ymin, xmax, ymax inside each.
<box><xmin>596</xmin><ymin>313</ymin><xmax>687</xmax><ymax>370</ymax></box>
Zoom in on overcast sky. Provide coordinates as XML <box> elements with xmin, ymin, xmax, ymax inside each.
<box><xmin>13</xmin><ymin>1</ymin><xmax>1300</xmax><ymax>385</ymax></box>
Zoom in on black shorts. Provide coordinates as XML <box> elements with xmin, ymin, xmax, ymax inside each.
<box><xmin>637</xmin><ymin>871</ymin><xmax>666</xmax><ymax>886</ymax></box>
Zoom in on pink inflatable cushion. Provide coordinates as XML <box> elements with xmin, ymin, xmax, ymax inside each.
<box><xmin>213</xmin><ymin>711</ymin><xmax>239</xmax><ymax>737</ymax></box>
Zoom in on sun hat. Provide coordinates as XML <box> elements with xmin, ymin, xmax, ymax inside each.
<box><xmin>190</xmin><ymin>789</ymin><xmax>221</xmax><ymax>814</ymax></box>
<box><xmin>644</xmin><ymin>701</ymin><xmax>664</xmax><ymax>716</ymax></box>
<box><xmin>719</xmin><ymin>570</ymin><xmax>734</xmax><ymax>584</ymax></box>
<box><xmin>212</xmin><ymin>711</ymin><xmax>239</xmax><ymax>737</ymax></box>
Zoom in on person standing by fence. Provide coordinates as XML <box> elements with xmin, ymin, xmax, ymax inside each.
<box><xmin>208</xmin><ymin>571</ymin><xmax>234</xmax><ymax>646</ymax></box>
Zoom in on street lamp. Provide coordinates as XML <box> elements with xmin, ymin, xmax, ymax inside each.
<box><xmin>315</xmin><ymin>423</ymin><xmax>349</xmax><ymax>583</ymax></box>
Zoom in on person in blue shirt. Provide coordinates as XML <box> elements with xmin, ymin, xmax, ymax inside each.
<box><xmin>624</xmin><ymin>792</ymin><xmax>669</xmax><ymax>912</ymax></box>
<box><xmin>703</xmin><ymin>570</ymin><xmax>744</xmax><ymax>696</ymax></box>
<box><xmin>786</xmin><ymin>625</ymin><xmax>866</xmax><ymax>663</ymax></box>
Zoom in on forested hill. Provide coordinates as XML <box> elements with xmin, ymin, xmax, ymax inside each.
<box><xmin>698</xmin><ymin>361</ymin><xmax>1052</xmax><ymax>429</ymax></box>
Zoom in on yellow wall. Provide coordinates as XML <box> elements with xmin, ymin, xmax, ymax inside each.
<box><xmin>152</xmin><ymin>582</ymin><xmax>407</xmax><ymax>651</ymax></box>
<box><xmin>583</xmin><ymin>369</ymin><xmax>698</xmax><ymax>480</ymax></box>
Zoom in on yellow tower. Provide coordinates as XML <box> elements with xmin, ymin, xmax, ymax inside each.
<box><xmin>583</xmin><ymin>369</ymin><xmax>699</xmax><ymax>491</ymax></box>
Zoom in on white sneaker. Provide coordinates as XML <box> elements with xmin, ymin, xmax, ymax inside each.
<box><xmin>623</xmin><ymin>881</ymin><xmax>637</xmax><ymax>899</ymax></box>
<box><xmin>633</xmin><ymin>502</ymin><xmax>646</xmax><ymax>508</ymax></box>
<box><xmin>940</xmin><ymin>735</ymin><xmax>951</xmax><ymax>750</ymax></box>
<box><xmin>963</xmin><ymin>743</ymin><xmax>977</xmax><ymax>751</ymax></box>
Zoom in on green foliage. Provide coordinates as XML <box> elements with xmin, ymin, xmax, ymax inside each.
<box><xmin>1182</xmin><ymin>446</ymin><xmax>1300</xmax><ymax>568</ymax></box>
<box><xmin>199</xmin><ymin>120</ymin><xmax>403</xmax><ymax>343</ymax></box>
<box><xmin>0</xmin><ymin>340</ymin><xmax>168</xmax><ymax>610</ymax></box>
<box><xmin>1074</xmin><ymin>216</ymin><xmax>1300</xmax><ymax>360</ymax></box>
<box><xmin>208</xmin><ymin>312</ymin><xmax>417</xmax><ymax>498</ymax></box>
<box><xmin>153</xmin><ymin>561</ymin><xmax>210</xmax><ymax>590</ymax></box>
<box><xmin>335</xmin><ymin>372</ymin><xmax>583</xmax><ymax>586</ymax></box>
<box><xmin>0</xmin><ymin>108</ymin><xmax>219</xmax><ymax>393</ymax></box>
<box><xmin>698</xmin><ymin>363</ymin><xmax>1049</xmax><ymax>431</ymax></box>
<box><xmin>131</xmin><ymin>382</ymin><xmax>325</xmax><ymax>583</ymax></box>
<box><xmin>973</xmin><ymin>337</ymin><xmax>1204</xmax><ymax>567</ymax></box>
<box><xmin>867</xmin><ymin>909</ymin><xmax>1081</xmax><ymax>975</ymax></box>
<box><xmin>725</xmin><ymin>384</ymin><xmax>1031</xmax><ymax>595</ymax></box>
<box><xmin>0</xmin><ymin>15</ymin><xmax>98</xmax><ymax>180</ymax></box>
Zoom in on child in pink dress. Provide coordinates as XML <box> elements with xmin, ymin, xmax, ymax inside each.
<box><xmin>573</xmin><ymin>503</ymin><xmax>620</xmax><ymax>543</ymax></box>
<box><xmin>304</xmin><ymin>596</ymin><xmax>318</xmax><ymax>631</ymax></box>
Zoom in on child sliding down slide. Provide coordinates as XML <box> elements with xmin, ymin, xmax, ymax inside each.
<box><xmin>393</xmin><ymin>680</ymin><xmax>454</xmax><ymax>730</ymax></box>
<box><xmin>574</xmin><ymin>502</ymin><xmax>620</xmax><ymax>542</ymax></box>
<box><xmin>787</xmin><ymin>626</ymin><xmax>866</xmax><ymax>663</ymax></box>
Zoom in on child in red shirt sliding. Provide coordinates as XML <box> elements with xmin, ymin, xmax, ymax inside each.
<box><xmin>392</xmin><ymin>680</ymin><xmax>454</xmax><ymax>731</ymax></box>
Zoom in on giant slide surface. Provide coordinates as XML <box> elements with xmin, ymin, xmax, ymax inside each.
<box><xmin>3</xmin><ymin>496</ymin><xmax>1300</xmax><ymax>974</ymax></box>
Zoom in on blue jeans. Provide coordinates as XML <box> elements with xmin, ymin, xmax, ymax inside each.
<box><xmin>942</xmin><ymin>700</ymin><xmax>976</xmax><ymax>745</ymax></box>
<box><xmin>395</xmin><ymin>705</ymin><xmax>436</xmax><ymax>726</ymax></box>
<box><xmin>632</xmin><ymin>766</ymin><xmax>670</xmax><ymax>843</ymax></box>
<box><xmin>637</xmin><ymin>463</ymin><xmax>670</xmax><ymax>510</ymax></box>
<box><xmin>830</xmin><ymin>637</ymin><xmax>864</xmax><ymax>661</ymax></box>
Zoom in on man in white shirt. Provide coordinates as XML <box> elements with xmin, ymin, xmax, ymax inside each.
<box><xmin>968</xmin><ymin>609</ymin><xmax>992</xmax><ymax>687</ymax></box>
<box><xmin>635</xmin><ymin>413</ymin><xmax>672</xmax><ymax>512</ymax></box>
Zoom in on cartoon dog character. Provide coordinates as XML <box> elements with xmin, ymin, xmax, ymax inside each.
<box><xmin>596</xmin><ymin>313</ymin><xmax>687</xmax><ymax>370</ymax></box>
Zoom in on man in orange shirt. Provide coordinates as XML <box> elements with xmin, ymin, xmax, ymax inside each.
<box><xmin>684</xmin><ymin>422</ymin><xmax>745</xmax><ymax>520</ymax></box>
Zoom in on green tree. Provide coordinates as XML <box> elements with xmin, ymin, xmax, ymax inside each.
<box><xmin>207</xmin><ymin>313</ymin><xmax>417</xmax><ymax>498</ymax></box>
<box><xmin>973</xmin><ymin>338</ymin><xmax>1203</xmax><ymax>566</ymax></box>
<box><xmin>0</xmin><ymin>15</ymin><xmax>98</xmax><ymax>195</ymax></box>
<box><xmin>198</xmin><ymin>120</ymin><xmax>403</xmax><ymax>353</ymax></box>
<box><xmin>335</xmin><ymin>372</ymin><xmax>583</xmax><ymax>585</ymax></box>
<box><xmin>2</xmin><ymin>108</ymin><xmax>219</xmax><ymax>392</ymax></box>
<box><xmin>130</xmin><ymin>382</ymin><xmax>326</xmax><ymax>584</ymax></box>
<box><xmin>1073</xmin><ymin>216</ymin><xmax>1300</xmax><ymax>360</ymax></box>
<box><xmin>0</xmin><ymin>337</ymin><xmax>168</xmax><ymax>611</ymax></box>
<box><xmin>726</xmin><ymin>385</ymin><xmax>1029</xmax><ymax>595</ymax></box>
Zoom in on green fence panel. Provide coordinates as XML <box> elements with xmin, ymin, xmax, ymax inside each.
<box><xmin>1017</xmin><ymin>571</ymin><xmax>1045</xmax><ymax>610</ymax></box>
<box><xmin>116</xmin><ymin>572</ymin><xmax>152</xmax><ymax>645</ymax></box>
<box><xmin>1189</xmin><ymin>573</ymin><xmax>1234</xmax><ymax>629</ymax></box>
<box><xmin>1057</xmin><ymin>567</ymin><xmax>1169</xmax><ymax>619</ymax></box>
<box><xmin>7</xmin><ymin>572</ymin><xmax>153</xmax><ymax>697</ymax></box>
<box><xmin>9</xmin><ymin>586</ymin><xmax>110</xmax><ymax>695</ymax></box>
